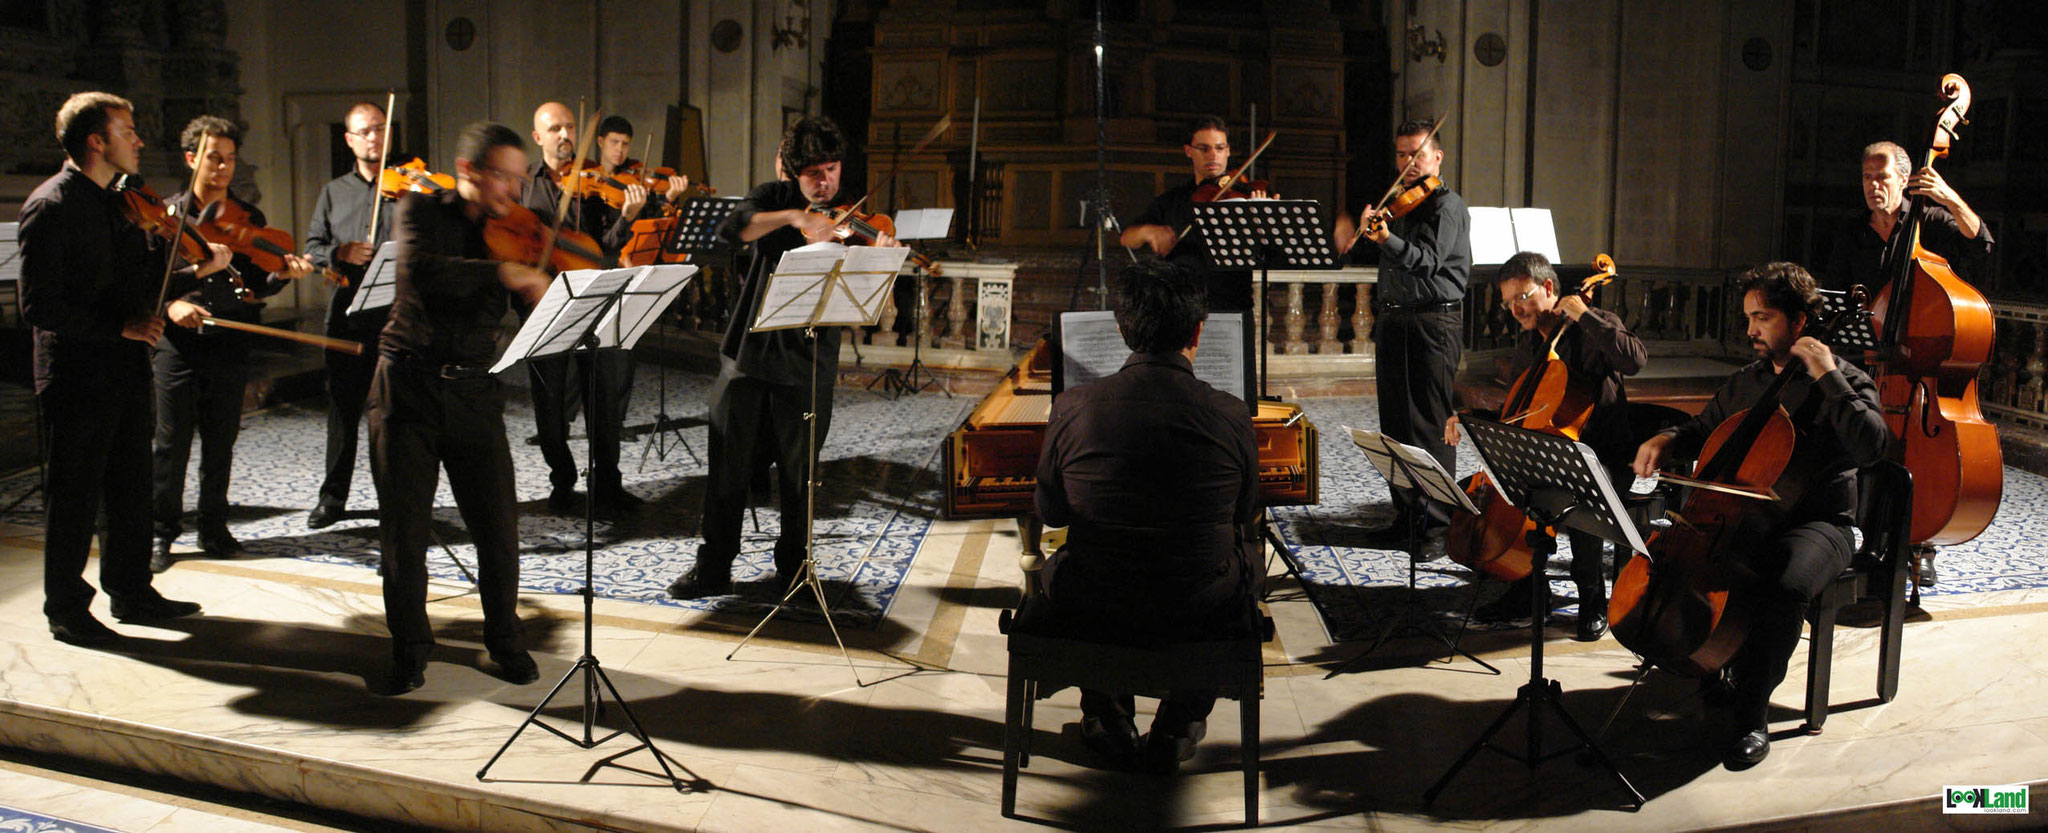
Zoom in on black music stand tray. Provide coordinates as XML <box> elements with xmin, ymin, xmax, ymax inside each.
<box><xmin>1189</xmin><ymin>200</ymin><xmax>1342</xmax><ymax>399</ymax></box>
<box><xmin>1326</xmin><ymin>428</ymin><xmax>1498</xmax><ymax>678</ymax></box>
<box><xmin>1817</xmin><ymin>288</ymin><xmax>1880</xmax><ymax>353</ymax></box>
<box><xmin>724</xmin><ymin>242</ymin><xmax>921</xmax><ymax>687</ymax></box>
<box><xmin>1423</xmin><ymin>415</ymin><xmax>1648</xmax><ymax>810</ymax></box>
<box><xmin>638</xmin><ymin>197</ymin><xmax>740</xmax><ymax>467</ymax></box>
<box><xmin>478</xmin><ymin>264</ymin><xmax>698</xmax><ymax>791</ymax></box>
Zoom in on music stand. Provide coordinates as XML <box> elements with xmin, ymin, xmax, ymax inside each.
<box><xmin>1818</xmin><ymin>288</ymin><xmax>1879</xmax><ymax>353</ymax></box>
<box><xmin>1422</xmin><ymin>415</ymin><xmax>1648</xmax><ymax>810</ymax></box>
<box><xmin>865</xmin><ymin>208</ymin><xmax>954</xmax><ymax>399</ymax></box>
<box><xmin>724</xmin><ymin>241</ymin><xmax>919</xmax><ymax>686</ymax></box>
<box><xmin>1326</xmin><ymin>428</ymin><xmax>1499</xmax><ymax>677</ymax></box>
<box><xmin>631</xmin><ymin>196</ymin><xmax>742</xmax><ymax>467</ymax></box>
<box><xmin>343</xmin><ymin>242</ymin><xmax>399</xmax><ymax>321</ymax></box>
<box><xmin>1189</xmin><ymin>200</ymin><xmax>1342</xmax><ymax>399</ymax></box>
<box><xmin>478</xmin><ymin>263</ymin><xmax>698</xmax><ymax>790</ymax></box>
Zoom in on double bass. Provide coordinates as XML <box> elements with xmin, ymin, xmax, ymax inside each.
<box><xmin>1609</xmin><ymin>293</ymin><xmax>1869</xmax><ymax>676</ymax></box>
<box><xmin>1447</xmin><ymin>255</ymin><xmax>1618</xmax><ymax>581</ymax></box>
<box><xmin>1867</xmin><ymin>73</ymin><xmax>2001</xmax><ymax>547</ymax></box>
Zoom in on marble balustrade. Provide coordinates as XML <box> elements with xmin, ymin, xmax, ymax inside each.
<box><xmin>1983</xmin><ymin>300</ymin><xmax>2048</xmax><ymax>432</ymax></box>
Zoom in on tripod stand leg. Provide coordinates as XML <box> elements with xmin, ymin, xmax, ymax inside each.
<box><xmin>1423</xmin><ymin>693</ymin><xmax>1526</xmax><ymax>806</ymax></box>
<box><xmin>1537</xmin><ymin>679</ymin><xmax>1646</xmax><ymax>808</ymax></box>
<box><xmin>477</xmin><ymin>658</ymin><xmax>590</xmax><ymax>779</ymax></box>
<box><xmin>428</xmin><ymin>529</ymin><xmax>477</xmax><ymax>585</ymax></box>
<box><xmin>587</xmin><ymin>661</ymin><xmax>688</xmax><ymax>788</ymax></box>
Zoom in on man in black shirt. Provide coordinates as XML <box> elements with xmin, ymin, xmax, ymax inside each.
<box><xmin>1119</xmin><ymin>115</ymin><xmax>1260</xmax><ymax>312</ymax></box>
<box><xmin>1032</xmin><ymin>260</ymin><xmax>1260</xmax><ymax>774</ymax></box>
<box><xmin>666</xmin><ymin>116</ymin><xmax>900</xmax><ymax>599</ymax></box>
<box><xmin>1344</xmin><ymin>119</ymin><xmax>1472</xmax><ymax>543</ymax></box>
<box><xmin>370</xmin><ymin>122</ymin><xmax>550</xmax><ymax>694</ymax></box>
<box><xmin>304</xmin><ymin>101</ymin><xmax>404</xmax><ymax>530</ymax></box>
<box><xmin>1450</xmin><ymin>252</ymin><xmax>1646</xmax><ymax>641</ymax></box>
<box><xmin>1633</xmin><ymin>262</ymin><xmax>1888</xmax><ymax>768</ymax></box>
<box><xmin>521</xmin><ymin>101</ymin><xmax>640</xmax><ymax>515</ymax></box>
<box><xmin>1821</xmin><ymin>140</ymin><xmax>1992</xmax><ymax>296</ymax></box>
<box><xmin>151</xmin><ymin>116</ymin><xmax>313</xmax><ymax>571</ymax></box>
<box><xmin>19</xmin><ymin>91</ymin><xmax>221</xmax><ymax>646</ymax></box>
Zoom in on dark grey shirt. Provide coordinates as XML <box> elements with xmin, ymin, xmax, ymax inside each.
<box><xmin>304</xmin><ymin>167</ymin><xmax>398</xmax><ymax>335</ymax></box>
<box><xmin>1373</xmin><ymin>185</ymin><xmax>1471</xmax><ymax>305</ymax></box>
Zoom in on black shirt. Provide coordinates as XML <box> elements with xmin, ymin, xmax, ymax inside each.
<box><xmin>1501</xmin><ymin>306</ymin><xmax>1647</xmax><ymax>467</ymax></box>
<box><xmin>17</xmin><ymin>163</ymin><xmax>170</xmax><ymax>392</ymax></box>
<box><xmin>1132</xmin><ymin>178</ymin><xmax>1255</xmax><ymax>311</ymax></box>
<box><xmin>1821</xmin><ymin>204</ymin><xmax>1993</xmax><ymax>295</ymax></box>
<box><xmin>1659</xmin><ymin>355</ymin><xmax>1888</xmax><ymax>528</ymax></box>
<box><xmin>1372</xmin><ymin>186</ymin><xmax>1471</xmax><ymax>306</ymax></box>
<box><xmin>304</xmin><ymin>165</ymin><xmax>399</xmax><ymax>335</ymax></box>
<box><xmin>381</xmin><ymin>189</ymin><xmax>512</xmax><ymax>366</ymax></box>
<box><xmin>713</xmin><ymin>179</ymin><xmax>842</xmax><ymax>387</ymax></box>
<box><xmin>1036</xmin><ymin>351</ymin><xmax>1259</xmax><ymax>573</ymax></box>
<box><xmin>156</xmin><ymin>190</ymin><xmax>293</xmax><ymax>363</ymax></box>
<box><xmin>522</xmin><ymin>161</ymin><xmax>622</xmax><ymax>245</ymax></box>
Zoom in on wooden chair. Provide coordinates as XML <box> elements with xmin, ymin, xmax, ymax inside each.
<box><xmin>1801</xmin><ymin>458</ymin><xmax>1912</xmax><ymax>733</ymax></box>
<box><xmin>997</xmin><ymin>609</ymin><xmax>1271</xmax><ymax>825</ymax></box>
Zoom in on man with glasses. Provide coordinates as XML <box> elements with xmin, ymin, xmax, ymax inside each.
<box><xmin>304</xmin><ymin>102</ymin><xmax>412</xmax><ymax>530</ymax></box>
<box><xmin>1119</xmin><ymin>115</ymin><xmax>1262</xmax><ymax>312</ymax></box>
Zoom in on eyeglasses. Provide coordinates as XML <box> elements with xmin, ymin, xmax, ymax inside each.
<box><xmin>346</xmin><ymin>125</ymin><xmax>387</xmax><ymax>139</ymax></box>
<box><xmin>1510</xmin><ymin>287</ymin><xmax>1539</xmax><ymax>303</ymax></box>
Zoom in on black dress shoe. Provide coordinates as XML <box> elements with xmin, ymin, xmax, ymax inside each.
<box><xmin>594</xmin><ymin>488</ymin><xmax>645</xmax><ymax>514</ymax></box>
<box><xmin>384</xmin><ymin>655</ymin><xmax>428</xmax><ymax>695</ymax></box>
<box><xmin>547</xmin><ymin>487</ymin><xmax>586</xmax><ymax>515</ymax></box>
<box><xmin>197</xmin><ymin>525</ymin><xmax>243</xmax><ymax>557</ymax></box>
<box><xmin>150</xmin><ymin>539</ymin><xmax>176</xmax><ymax>574</ymax></box>
<box><xmin>50</xmin><ymin>616</ymin><xmax>122</xmax><ymax>647</ymax></box>
<box><xmin>1575</xmin><ymin>612</ymin><xmax>1608</xmax><ymax>642</ymax></box>
<box><xmin>1141</xmin><ymin>720</ymin><xmax>1205</xmax><ymax>776</ymax></box>
<box><xmin>1727</xmin><ymin>728</ymin><xmax>1770</xmax><ymax>768</ymax></box>
<box><xmin>488</xmin><ymin>647</ymin><xmax>539</xmax><ymax>684</ymax></box>
<box><xmin>666</xmin><ymin>569</ymin><xmax>734</xmax><ymax>600</ymax></box>
<box><xmin>1079</xmin><ymin>715</ymin><xmax>1142</xmax><ymax>768</ymax></box>
<box><xmin>109</xmin><ymin>595</ymin><xmax>203</xmax><ymax>623</ymax></box>
<box><xmin>307</xmin><ymin>503</ymin><xmax>341</xmax><ymax>530</ymax></box>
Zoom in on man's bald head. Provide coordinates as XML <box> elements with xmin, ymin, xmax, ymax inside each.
<box><xmin>531</xmin><ymin>101</ymin><xmax>576</xmax><ymax>169</ymax></box>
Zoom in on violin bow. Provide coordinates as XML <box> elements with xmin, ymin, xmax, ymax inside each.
<box><xmin>1345</xmin><ymin>111</ymin><xmax>1450</xmax><ymax>249</ymax></box>
<box><xmin>156</xmin><ymin>131</ymin><xmax>218</xmax><ymax>312</ymax></box>
<box><xmin>364</xmin><ymin>90</ymin><xmax>397</xmax><ymax>247</ymax></box>
<box><xmin>1175</xmin><ymin>131</ymin><xmax>1279</xmax><ymax>241</ymax></box>
<box><xmin>833</xmin><ymin>114</ymin><xmax>953</xmax><ymax>228</ymax></box>
<box><xmin>538</xmin><ymin>103</ymin><xmax>603</xmax><ymax>272</ymax></box>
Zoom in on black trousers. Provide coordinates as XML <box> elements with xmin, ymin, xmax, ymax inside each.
<box><xmin>367</xmin><ymin>359</ymin><xmax>524</xmax><ymax>659</ymax></box>
<box><xmin>1375</xmin><ymin>308</ymin><xmax>1462</xmax><ymax>525</ymax></box>
<box><xmin>528</xmin><ymin>348</ymin><xmax>637</xmax><ymax>493</ymax></box>
<box><xmin>317</xmin><ymin>335</ymin><xmax>378</xmax><ymax>510</ymax></box>
<box><xmin>39</xmin><ymin>369</ymin><xmax>158</xmax><ymax>623</ymax></box>
<box><xmin>694</xmin><ymin>363</ymin><xmax>834</xmax><ymax>580</ymax></box>
<box><xmin>1731</xmin><ymin>520</ymin><xmax>1855</xmax><ymax>730</ymax></box>
<box><xmin>151</xmin><ymin>347</ymin><xmax>247</xmax><ymax>539</ymax></box>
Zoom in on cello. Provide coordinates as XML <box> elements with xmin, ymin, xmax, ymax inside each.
<box><xmin>1609</xmin><ymin>291</ymin><xmax>1869</xmax><ymax>676</ymax></box>
<box><xmin>1867</xmin><ymin>73</ymin><xmax>2001</xmax><ymax>547</ymax></box>
<box><xmin>1447</xmin><ymin>255</ymin><xmax>1618</xmax><ymax>581</ymax></box>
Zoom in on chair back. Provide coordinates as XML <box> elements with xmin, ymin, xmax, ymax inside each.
<box><xmin>1855</xmin><ymin>459</ymin><xmax>1914</xmax><ymax>571</ymax></box>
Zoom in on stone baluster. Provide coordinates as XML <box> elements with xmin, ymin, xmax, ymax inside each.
<box><xmin>2025</xmin><ymin>322</ymin><xmax>2048</xmax><ymax>415</ymax></box>
<box><xmin>1666</xmin><ymin>281</ymin><xmax>1691</xmax><ymax>340</ymax></box>
<box><xmin>1349</xmin><ymin>284</ymin><xmax>1374</xmax><ymax>354</ymax></box>
<box><xmin>1317</xmin><ymin>282</ymin><xmax>1342</xmax><ymax>354</ymax></box>
<box><xmin>942</xmin><ymin>275</ymin><xmax>968</xmax><ymax>349</ymax></box>
<box><xmin>871</xmin><ymin>276</ymin><xmax>902</xmax><ymax>346</ymax></box>
<box><xmin>1283</xmin><ymin>283</ymin><xmax>1309</xmax><ymax>355</ymax></box>
<box><xmin>1633</xmin><ymin>279</ymin><xmax>1657</xmax><ymax>336</ymax></box>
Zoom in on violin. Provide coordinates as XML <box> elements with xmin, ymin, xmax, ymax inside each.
<box><xmin>1447</xmin><ymin>255</ymin><xmax>1618</xmax><ymax>581</ymax></box>
<box><xmin>1348</xmin><ymin>113</ymin><xmax>1450</xmax><ymax>247</ymax></box>
<box><xmin>809</xmin><ymin>204</ymin><xmax>941</xmax><ymax>275</ymax></box>
<box><xmin>1866</xmin><ymin>73</ymin><xmax>2002</xmax><ymax>547</ymax></box>
<box><xmin>195</xmin><ymin>198</ymin><xmax>349</xmax><ymax>287</ymax></box>
<box><xmin>1190</xmin><ymin>177</ymin><xmax>1273</xmax><ymax>203</ymax></box>
<box><xmin>483</xmin><ymin>203</ymin><xmax>611</xmax><ymax>274</ymax></box>
<box><xmin>1609</xmin><ymin>291</ymin><xmax>1870</xmax><ymax>676</ymax></box>
<box><xmin>570</xmin><ymin>161</ymin><xmax>715</xmax><ymax>212</ymax></box>
<box><xmin>377</xmin><ymin>157</ymin><xmax>454</xmax><ymax>200</ymax></box>
<box><xmin>110</xmin><ymin>176</ymin><xmax>250</xmax><ymax>302</ymax></box>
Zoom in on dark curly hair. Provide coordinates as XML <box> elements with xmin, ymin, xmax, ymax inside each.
<box><xmin>179</xmin><ymin>115</ymin><xmax>242</xmax><ymax>156</ymax></box>
<box><xmin>1113</xmin><ymin>260</ymin><xmax>1207</xmax><ymax>354</ymax></box>
<box><xmin>1737</xmin><ymin>261</ymin><xmax>1823</xmax><ymax>325</ymax></box>
<box><xmin>778</xmin><ymin>116</ymin><xmax>849</xmax><ymax>178</ymax></box>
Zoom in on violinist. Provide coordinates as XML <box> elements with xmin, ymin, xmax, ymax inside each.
<box><xmin>19</xmin><ymin>91</ymin><xmax>216</xmax><ymax>646</ymax></box>
<box><xmin>370</xmin><ymin>122</ymin><xmax>550</xmax><ymax>694</ymax></box>
<box><xmin>150</xmin><ymin>116</ymin><xmax>315</xmax><ymax>571</ymax></box>
<box><xmin>587</xmin><ymin>115</ymin><xmax>690</xmax><ymax>254</ymax></box>
<box><xmin>304</xmin><ymin>101</ymin><xmax>406</xmax><ymax>530</ymax></box>
<box><xmin>667</xmin><ymin>115</ymin><xmax>902</xmax><ymax>600</ymax></box>
<box><xmin>1343</xmin><ymin>119</ymin><xmax>1472</xmax><ymax>541</ymax></box>
<box><xmin>1118</xmin><ymin>115</ymin><xmax>1258</xmax><ymax>311</ymax></box>
<box><xmin>522</xmin><ymin>101</ymin><xmax>641</xmax><ymax>515</ymax></box>
<box><xmin>1631</xmin><ymin>262</ymin><xmax>1888</xmax><ymax>768</ymax></box>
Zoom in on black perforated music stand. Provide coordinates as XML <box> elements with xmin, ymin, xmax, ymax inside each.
<box><xmin>1423</xmin><ymin>415</ymin><xmax>1647</xmax><ymax>810</ymax></box>
<box><xmin>1189</xmin><ymin>200</ymin><xmax>1342</xmax><ymax>399</ymax></box>
<box><xmin>1327</xmin><ymin>428</ymin><xmax>1499</xmax><ymax>678</ymax></box>
<box><xmin>1817</xmin><ymin>288</ymin><xmax>1880</xmax><ymax>353</ymax></box>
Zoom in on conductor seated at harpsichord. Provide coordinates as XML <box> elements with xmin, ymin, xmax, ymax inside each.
<box><xmin>1026</xmin><ymin>260</ymin><xmax>1261</xmax><ymax>775</ymax></box>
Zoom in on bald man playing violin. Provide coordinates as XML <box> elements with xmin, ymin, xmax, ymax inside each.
<box><xmin>1119</xmin><ymin>115</ymin><xmax>1261</xmax><ymax>312</ymax></box>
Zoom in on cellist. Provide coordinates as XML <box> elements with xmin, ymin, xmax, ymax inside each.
<box><xmin>1448</xmin><ymin>252</ymin><xmax>1645</xmax><ymax>641</ymax></box>
<box><xmin>1631</xmin><ymin>262</ymin><xmax>1888</xmax><ymax>768</ymax></box>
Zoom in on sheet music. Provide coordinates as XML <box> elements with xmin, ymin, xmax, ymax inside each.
<box><xmin>589</xmin><ymin>263</ymin><xmax>697</xmax><ymax>350</ymax></box>
<box><xmin>891</xmin><ymin>208</ymin><xmax>955</xmax><ymax>240</ymax></box>
<box><xmin>344</xmin><ymin>242</ymin><xmax>401</xmax><ymax>317</ymax></box>
<box><xmin>1468</xmin><ymin>207</ymin><xmax>1562</xmax><ymax>265</ymax></box>
<box><xmin>488</xmin><ymin>268</ymin><xmax>636</xmax><ymax>374</ymax></box>
<box><xmin>1508</xmin><ymin>208</ymin><xmax>1562</xmax><ymax>262</ymax></box>
<box><xmin>1057</xmin><ymin>310</ymin><xmax>1249</xmax><ymax>401</ymax></box>
<box><xmin>818</xmin><ymin>244</ymin><xmax>907</xmax><ymax>325</ymax></box>
<box><xmin>1344</xmin><ymin>426</ymin><xmax>1479</xmax><ymax>514</ymax></box>
<box><xmin>0</xmin><ymin>223</ymin><xmax>20</xmax><ymax>288</ymax></box>
<box><xmin>752</xmin><ymin>242</ymin><xmax>908</xmax><ymax>331</ymax></box>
